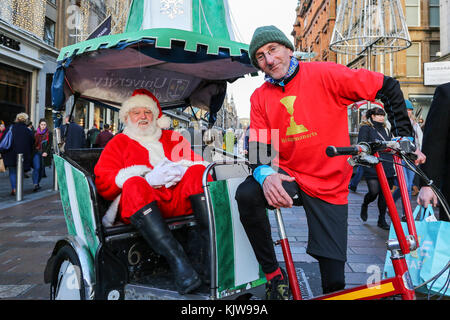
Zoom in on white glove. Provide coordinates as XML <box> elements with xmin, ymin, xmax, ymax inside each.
<box><xmin>145</xmin><ymin>159</ymin><xmax>187</xmax><ymax>188</ymax></box>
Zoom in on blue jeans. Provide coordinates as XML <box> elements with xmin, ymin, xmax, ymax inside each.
<box><xmin>393</xmin><ymin>160</ymin><xmax>415</xmax><ymax>205</ymax></box>
<box><xmin>349</xmin><ymin>166</ymin><xmax>364</xmax><ymax>189</ymax></box>
<box><xmin>8</xmin><ymin>166</ymin><xmax>17</xmax><ymax>190</ymax></box>
<box><xmin>32</xmin><ymin>152</ymin><xmax>43</xmax><ymax>185</ymax></box>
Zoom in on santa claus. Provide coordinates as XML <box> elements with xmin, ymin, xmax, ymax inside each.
<box><xmin>94</xmin><ymin>88</ymin><xmax>210</xmax><ymax>294</ymax></box>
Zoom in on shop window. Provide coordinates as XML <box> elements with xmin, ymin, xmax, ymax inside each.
<box><xmin>0</xmin><ymin>63</ymin><xmax>30</xmax><ymax>125</ymax></box>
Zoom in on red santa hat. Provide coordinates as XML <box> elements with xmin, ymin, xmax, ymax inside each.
<box><xmin>119</xmin><ymin>89</ymin><xmax>171</xmax><ymax>129</ymax></box>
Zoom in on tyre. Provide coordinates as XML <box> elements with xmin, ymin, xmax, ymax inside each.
<box><xmin>50</xmin><ymin>245</ymin><xmax>86</xmax><ymax>300</ymax></box>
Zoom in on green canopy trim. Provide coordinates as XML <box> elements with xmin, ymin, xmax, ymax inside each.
<box><xmin>58</xmin><ymin>28</ymin><xmax>249</xmax><ymax>62</ymax></box>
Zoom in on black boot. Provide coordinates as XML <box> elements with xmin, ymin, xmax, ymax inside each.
<box><xmin>130</xmin><ymin>202</ymin><xmax>201</xmax><ymax>294</ymax></box>
<box><xmin>189</xmin><ymin>193</ymin><xmax>211</xmax><ymax>284</ymax></box>
<box><xmin>377</xmin><ymin>212</ymin><xmax>390</xmax><ymax>230</ymax></box>
<box><xmin>360</xmin><ymin>202</ymin><xmax>368</xmax><ymax>222</ymax></box>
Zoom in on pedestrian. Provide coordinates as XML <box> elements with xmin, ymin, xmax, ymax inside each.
<box><xmin>0</xmin><ymin>120</ymin><xmax>6</xmax><ymax>140</ymax></box>
<box><xmin>392</xmin><ymin>100</ymin><xmax>423</xmax><ymax>218</ymax></box>
<box><xmin>349</xmin><ymin>109</ymin><xmax>369</xmax><ymax>192</ymax></box>
<box><xmin>94</xmin><ymin>123</ymin><xmax>114</xmax><ymax>148</ymax></box>
<box><xmin>86</xmin><ymin>124</ymin><xmax>100</xmax><ymax>148</ymax></box>
<box><xmin>234</xmin><ymin>25</ymin><xmax>425</xmax><ymax>299</ymax></box>
<box><xmin>32</xmin><ymin>118</ymin><xmax>53</xmax><ymax>191</ymax></box>
<box><xmin>357</xmin><ymin>107</ymin><xmax>395</xmax><ymax>230</ymax></box>
<box><xmin>418</xmin><ymin>82</ymin><xmax>450</xmax><ymax>221</ymax></box>
<box><xmin>27</xmin><ymin>121</ymin><xmax>34</xmax><ymax>132</ymax></box>
<box><xmin>61</xmin><ymin>116</ymin><xmax>86</xmax><ymax>150</ymax></box>
<box><xmin>0</xmin><ymin>113</ymin><xmax>34</xmax><ymax>196</ymax></box>
<box><xmin>224</xmin><ymin>128</ymin><xmax>235</xmax><ymax>154</ymax></box>
<box><xmin>243</xmin><ymin>125</ymin><xmax>250</xmax><ymax>158</ymax></box>
<box><xmin>0</xmin><ymin>120</ymin><xmax>6</xmax><ymax>173</ymax></box>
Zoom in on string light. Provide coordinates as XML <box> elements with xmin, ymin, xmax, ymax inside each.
<box><xmin>10</xmin><ymin>0</ymin><xmax>46</xmax><ymax>38</ymax></box>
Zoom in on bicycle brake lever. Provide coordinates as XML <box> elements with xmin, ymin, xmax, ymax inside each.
<box><xmin>350</xmin><ymin>154</ymin><xmax>379</xmax><ymax>167</ymax></box>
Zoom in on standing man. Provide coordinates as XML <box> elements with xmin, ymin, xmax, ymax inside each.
<box><xmin>418</xmin><ymin>82</ymin><xmax>450</xmax><ymax>221</ymax></box>
<box><xmin>62</xmin><ymin>116</ymin><xmax>86</xmax><ymax>150</ymax></box>
<box><xmin>94</xmin><ymin>123</ymin><xmax>114</xmax><ymax>148</ymax></box>
<box><xmin>235</xmin><ymin>25</ymin><xmax>425</xmax><ymax>299</ymax></box>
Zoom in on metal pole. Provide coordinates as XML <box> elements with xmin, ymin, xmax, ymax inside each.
<box><xmin>52</xmin><ymin>160</ymin><xmax>58</xmax><ymax>191</ymax></box>
<box><xmin>16</xmin><ymin>153</ymin><xmax>23</xmax><ymax>201</ymax></box>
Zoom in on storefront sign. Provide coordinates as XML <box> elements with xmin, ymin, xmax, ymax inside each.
<box><xmin>424</xmin><ymin>61</ymin><xmax>450</xmax><ymax>86</ymax></box>
<box><xmin>0</xmin><ymin>33</ymin><xmax>21</xmax><ymax>51</ymax></box>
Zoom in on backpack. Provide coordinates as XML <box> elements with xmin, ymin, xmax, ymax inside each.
<box><xmin>0</xmin><ymin>126</ymin><xmax>12</xmax><ymax>153</ymax></box>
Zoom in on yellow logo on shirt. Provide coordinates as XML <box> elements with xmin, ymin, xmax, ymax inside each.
<box><xmin>280</xmin><ymin>96</ymin><xmax>309</xmax><ymax>136</ymax></box>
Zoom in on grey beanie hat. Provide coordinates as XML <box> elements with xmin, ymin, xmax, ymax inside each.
<box><xmin>249</xmin><ymin>25</ymin><xmax>295</xmax><ymax>68</ymax></box>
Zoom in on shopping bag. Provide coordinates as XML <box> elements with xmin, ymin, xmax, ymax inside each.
<box><xmin>0</xmin><ymin>158</ymin><xmax>5</xmax><ymax>172</ymax></box>
<box><xmin>383</xmin><ymin>206</ymin><xmax>450</xmax><ymax>296</ymax></box>
<box><xmin>0</xmin><ymin>126</ymin><xmax>12</xmax><ymax>153</ymax></box>
<box><xmin>418</xmin><ymin>208</ymin><xmax>450</xmax><ymax>296</ymax></box>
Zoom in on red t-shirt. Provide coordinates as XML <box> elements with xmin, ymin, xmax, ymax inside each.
<box><xmin>249</xmin><ymin>61</ymin><xmax>384</xmax><ymax>204</ymax></box>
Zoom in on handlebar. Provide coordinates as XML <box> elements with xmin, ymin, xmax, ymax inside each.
<box><xmin>325</xmin><ymin>143</ymin><xmax>370</xmax><ymax>157</ymax></box>
<box><xmin>326</xmin><ymin>140</ymin><xmax>417</xmax><ymax>160</ymax></box>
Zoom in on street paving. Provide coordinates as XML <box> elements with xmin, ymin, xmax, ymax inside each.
<box><xmin>0</xmin><ymin>168</ymin><xmax>419</xmax><ymax>300</ymax></box>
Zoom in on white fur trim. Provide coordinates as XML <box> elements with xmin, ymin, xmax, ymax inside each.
<box><xmin>120</xmin><ymin>94</ymin><xmax>159</xmax><ymax>122</ymax></box>
<box><xmin>115</xmin><ymin>165</ymin><xmax>152</xmax><ymax>189</ymax></box>
<box><xmin>157</xmin><ymin>115</ymin><xmax>171</xmax><ymax>129</ymax></box>
<box><xmin>102</xmin><ymin>195</ymin><xmax>121</xmax><ymax>227</ymax></box>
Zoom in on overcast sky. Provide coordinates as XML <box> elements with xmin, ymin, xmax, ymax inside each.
<box><xmin>226</xmin><ymin>0</ymin><xmax>299</xmax><ymax>119</ymax></box>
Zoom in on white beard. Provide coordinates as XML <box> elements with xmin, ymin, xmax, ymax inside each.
<box><xmin>123</xmin><ymin>118</ymin><xmax>165</xmax><ymax>167</ymax></box>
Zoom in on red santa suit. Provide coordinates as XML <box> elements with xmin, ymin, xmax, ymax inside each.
<box><xmin>94</xmin><ymin>89</ymin><xmax>210</xmax><ymax>225</ymax></box>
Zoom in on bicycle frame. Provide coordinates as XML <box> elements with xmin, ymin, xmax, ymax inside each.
<box><xmin>277</xmin><ymin>149</ymin><xmax>418</xmax><ymax>300</ymax></box>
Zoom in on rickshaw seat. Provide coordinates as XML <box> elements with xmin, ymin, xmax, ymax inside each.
<box><xmin>64</xmin><ymin>148</ymin><xmax>104</xmax><ymax>175</ymax></box>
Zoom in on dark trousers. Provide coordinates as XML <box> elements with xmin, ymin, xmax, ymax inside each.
<box><xmin>235</xmin><ymin>171</ymin><xmax>347</xmax><ymax>294</ymax></box>
<box><xmin>363</xmin><ymin>177</ymin><xmax>395</xmax><ymax>220</ymax></box>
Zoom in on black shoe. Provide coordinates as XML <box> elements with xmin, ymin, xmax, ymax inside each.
<box><xmin>377</xmin><ymin>219</ymin><xmax>390</xmax><ymax>230</ymax></box>
<box><xmin>360</xmin><ymin>203</ymin><xmax>368</xmax><ymax>222</ymax></box>
<box><xmin>265</xmin><ymin>268</ymin><xmax>290</xmax><ymax>300</ymax></box>
<box><xmin>349</xmin><ymin>185</ymin><xmax>357</xmax><ymax>192</ymax></box>
<box><xmin>130</xmin><ymin>202</ymin><xmax>201</xmax><ymax>294</ymax></box>
<box><xmin>33</xmin><ymin>184</ymin><xmax>41</xmax><ymax>192</ymax></box>
<box><xmin>401</xmin><ymin>215</ymin><xmax>407</xmax><ymax>222</ymax></box>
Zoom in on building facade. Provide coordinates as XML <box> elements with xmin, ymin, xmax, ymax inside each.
<box><xmin>292</xmin><ymin>0</ymin><xmax>442</xmax><ymax>138</ymax></box>
<box><xmin>0</xmin><ymin>0</ymin><xmax>59</xmax><ymax>127</ymax></box>
<box><xmin>215</xmin><ymin>94</ymin><xmax>239</xmax><ymax>130</ymax></box>
<box><xmin>292</xmin><ymin>0</ymin><xmax>338</xmax><ymax>62</ymax></box>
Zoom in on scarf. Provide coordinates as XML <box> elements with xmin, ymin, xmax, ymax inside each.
<box><xmin>264</xmin><ymin>56</ymin><xmax>299</xmax><ymax>87</ymax></box>
<box><xmin>35</xmin><ymin>127</ymin><xmax>49</xmax><ymax>151</ymax></box>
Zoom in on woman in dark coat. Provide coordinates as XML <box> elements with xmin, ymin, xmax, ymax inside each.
<box><xmin>32</xmin><ymin>118</ymin><xmax>53</xmax><ymax>191</ymax></box>
<box><xmin>1</xmin><ymin>113</ymin><xmax>34</xmax><ymax>195</ymax></box>
<box><xmin>357</xmin><ymin>106</ymin><xmax>395</xmax><ymax>230</ymax></box>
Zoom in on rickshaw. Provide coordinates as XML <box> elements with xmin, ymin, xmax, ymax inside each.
<box><xmin>43</xmin><ymin>2</ymin><xmax>450</xmax><ymax>301</ymax></box>
<box><xmin>42</xmin><ymin>2</ymin><xmax>279</xmax><ymax>300</ymax></box>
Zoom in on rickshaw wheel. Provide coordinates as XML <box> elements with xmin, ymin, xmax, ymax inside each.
<box><xmin>50</xmin><ymin>245</ymin><xmax>86</xmax><ymax>300</ymax></box>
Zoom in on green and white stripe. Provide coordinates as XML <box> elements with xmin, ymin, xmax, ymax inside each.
<box><xmin>54</xmin><ymin>155</ymin><xmax>99</xmax><ymax>258</ymax></box>
<box><xmin>209</xmin><ymin>178</ymin><xmax>266</xmax><ymax>298</ymax></box>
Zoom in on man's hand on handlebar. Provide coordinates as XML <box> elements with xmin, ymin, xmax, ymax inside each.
<box><xmin>262</xmin><ymin>173</ymin><xmax>295</xmax><ymax>208</ymax></box>
<box><xmin>417</xmin><ymin>186</ymin><xmax>438</xmax><ymax>208</ymax></box>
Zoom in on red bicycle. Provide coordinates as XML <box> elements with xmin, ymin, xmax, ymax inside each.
<box><xmin>274</xmin><ymin>139</ymin><xmax>450</xmax><ymax>300</ymax></box>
